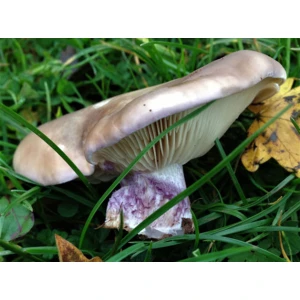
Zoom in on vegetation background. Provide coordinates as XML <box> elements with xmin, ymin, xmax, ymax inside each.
<box><xmin>1</xmin><ymin>38</ymin><xmax>300</xmax><ymax>262</ymax></box>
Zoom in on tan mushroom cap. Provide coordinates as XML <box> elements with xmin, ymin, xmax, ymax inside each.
<box><xmin>85</xmin><ymin>50</ymin><xmax>286</xmax><ymax>173</ymax></box>
<box><xmin>13</xmin><ymin>87</ymin><xmax>157</xmax><ymax>185</ymax></box>
<box><xmin>13</xmin><ymin>50</ymin><xmax>286</xmax><ymax>186</ymax></box>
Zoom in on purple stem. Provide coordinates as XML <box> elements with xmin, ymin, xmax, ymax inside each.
<box><xmin>104</xmin><ymin>164</ymin><xmax>194</xmax><ymax>239</ymax></box>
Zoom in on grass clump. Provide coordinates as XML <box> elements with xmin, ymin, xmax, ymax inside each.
<box><xmin>1</xmin><ymin>38</ymin><xmax>300</xmax><ymax>262</ymax></box>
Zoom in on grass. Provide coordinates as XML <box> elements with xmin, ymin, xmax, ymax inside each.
<box><xmin>1</xmin><ymin>38</ymin><xmax>300</xmax><ymax>262</ymax></box>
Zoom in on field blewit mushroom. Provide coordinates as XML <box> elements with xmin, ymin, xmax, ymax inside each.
<box><xmin>13</xmin><ymin>50</ymin><xmax>287</xmax><ymax>239</ymax></box>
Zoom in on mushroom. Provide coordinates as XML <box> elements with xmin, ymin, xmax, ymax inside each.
<box><xmin>13</xmin><ymin>50</ymin><xmax>286</xmax><ymax>239</ymax></box>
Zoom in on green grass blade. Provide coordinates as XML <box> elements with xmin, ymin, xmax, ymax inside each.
<box><xmin>210</xmin><ymin>205</ymin><xmax>247</xmax><ymax>221</ymax></box>
<box><xmin>282</xmin><ymin>200</ymin><xmax>300</xmax><ymax>222</ymax></box>
<box><xmin>285</xmin><ymin>38</ymin><xmax>291</xmax><ymax>75</ymax></box>
<box><xmin>191</xmin><ymin>209</ymin><xmax>200</xmax><ymax>250</ymax></box>
<box><xmin>215</xmin><ymin>138</ymin><xmax>247</xmax><ymax>204</ymax></box>
<box><xmin>44</xmin><ymin>82</ymin><xmax>52</xmax><ymax>122</ymax></box>
<box><xmin>140</xmin><ymin>40</ymin><xmax>208</xmax><ymax>54</ymax></box>
<box><xmin>3</xmin><ymin>186</ymin><xmax>40</xmax><ymax>215</ymax></box>
<box><xmin>215</xmin><ymin>219</ymin><xmax>270</xmax><ymax>236</ymax></box>
<box><xmin>180</xmin><ymin>246</ymin><xmax>251</xmax><ymax>262</ymax></box>
<box><xmin>106</xmin><ymin>243</ymin><xmax>146</xmax><ymax>262</ymax></box>
<box><xmin>0</xmin><ymin>239</ymin><xmax>44</xmax><ymax>262</ymax></box>
<box><xmin>143</xmin><ymin>242</ymin><xmax>153</xmax><ymax>262</ymax></box>
<box><xmin>247</xmin><ymin>226</ymin><xmax>300</xmax><ymax>233</ymax></box>
<box><xmin>0</xmin><ymin>246</ymin><xmax>58</xmax><ymax>256</ymax></box>
<box><xmin>290</xmin><ymin>117</ymin><xmax>300</xmax><ymax>134</ymax></box>
<box><xmin>51</xmin><ymin>186</ymin><xmax>95</xmax><ymax>208</ymax></box>
<box><xmin>198</xmin><ymin>212</ymin><xmax>222</xmax><ymax>226</ymax></box>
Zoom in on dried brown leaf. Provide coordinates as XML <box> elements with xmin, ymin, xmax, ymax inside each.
<box><xmin>55</xmin><ymin>234</ymin><xmax>102</xmax><ymax>262</ymax></box>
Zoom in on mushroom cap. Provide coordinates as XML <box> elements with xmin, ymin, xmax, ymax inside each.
<box><xmin>13</xmin><ymin>50</ymin><xmax>286</xmax><ymax>185</ymax></box>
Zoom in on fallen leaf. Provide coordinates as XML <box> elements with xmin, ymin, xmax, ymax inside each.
<box><xmin>0</xmin><ymin>197</ymin><xmax>34</xmax><ymax>241</ymax></box>
<box><xmin>55</xmin><ymin>234</ymin><xmax>102</xmax><ymax>262</ymax></box>
<box><xmin>241</xmin><ymin>78</ymin><xmax>300</xmax><ymax>176</ymax></box>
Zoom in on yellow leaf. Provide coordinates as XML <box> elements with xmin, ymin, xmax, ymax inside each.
<box><xmin>241</xmin><ymin>78</ymin><xmax>300</xmax><ymax>176</ymax></box>
<box><xmin>55</xmin><ymin>234</ymin><xmax>102</xmax><ymax>262</ymax></box>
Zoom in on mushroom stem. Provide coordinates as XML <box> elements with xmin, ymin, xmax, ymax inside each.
<box><xmin>104</xmin><ymin>164</ymin><xmax>194</xmax><ymax>239</ymax></box>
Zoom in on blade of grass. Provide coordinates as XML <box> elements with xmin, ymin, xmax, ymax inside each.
<box><xmin>213</xmin><ymin>219</ymin><xmax>270</xmax><ymax>236</ymax></box>
<box><xmin>237</xmin><ymin>38</ymin><xmax>244</xmax><ymax>51</ymax></box>
<box><xmin>3</xmin><ymin>186</ymin><xmax>40</xmax><ymax>215</ymax></box>
<box><xmin>180</xmin><ymin>246</ymin><xmax>251</xmax><ymax>262</ymax></box>
<box><xmin>191</xmin><ymin>209</ymin><xmax>200</xmax><ymax>250</ymax></box>
<box><xmin>208</xmin><ymin>38</ymin><xmax>214</xmax><ymax>63</ymax></box>
<box><xmin>106</xmin><ymin>242</ymin><xmax>146</xmax><ymax>262</ymax></box>
<box><xmin>247</xmin><ymin>226</ymin><xmax>300</xmax><ymax>233</ymax></box>
<box><xmin>143</xmin><ymin>241</ymin><xmax>153</xmax><ymax>262</ymax></box>
<box><xmin>0</xmin><ymin>246</ymin><xmax>57</xmax><ymax>256</ymax></box>
<box><xmin>0</xmin><ymin>166</ymin><xmax>24</xmax><ymax>190</ymax></box>
<box><xmin>0</xmin><ymin>141</ymin><xmax>17</xmax><ymax>149</ymax></box>
<box><xmin>12</xmin><ymin>39</ymin><xmax>26</xmax><ymax>71</ymax></box>
<box><xmin>246</xmin><ymin>232</ymin><xmax>269</xmax><ymax>244</ymax></box>
<box><xmin>272</xmin><ymin>201</ymin><xmax>286</xmax><ymax>226</ymax></box>
<box><xmin>140</xmin><ymin>40</ymin><xmax>208</xmax><ymax>54</ymax></box>
<box><xmin>285</xmin><ymin>38</ymin><xmax>291</xmax><ymax>75</ymax></box>
<box><xmin>0</xmin><ymin>239</ymin><xmax>44</xmax><ymax>262</ymax></box>
<box><xmin>51</xmin><ymin>186</ymin><xmax>95</xmax><ymax>208</ymax></box>
<box><xmin>290</xmin><ymin>117</ymin><xmax>300</xmax><ymax>133</ymax></box>
<box><xmin>281</xmin><ymin>200</ymin><xmax>300</xmax><ymax>222</ymax></box>
<box><xmin>198</xmin><ymin>212</ymin><xmax>222</xmax><ymax>226</ymax></box>
<box><xmin>186</xmin><ymin>166</ymin><xmax>224</xmax><ymax>203</ymax></box>
<box><xmin>210</xmin><ymin>205</ymin><xmax>247</xmax><ymax>221</ymax></box>
<box><xmin>0</xmin><ymin>166</ymin><xmax>42</xmax><ymax>186</ymax></box>
<box><xmin>44</xmin><ymin>82</ymin><xmax>51</xmax><ymax>122</ymax></box>
<box><xmin>215</xmin><ymin>138</ymin><xmax>247</xmax><ymax>204</ymax></box>
<box><xmin>248</xmin><ymin>173</ymin><xmax>269</xmax><ymax>193</ymax></box>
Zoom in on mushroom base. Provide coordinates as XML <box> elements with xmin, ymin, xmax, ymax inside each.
<box><xmin>104</xmin><ymin>164</ymin><xmax>194</xmax><ymax>239</ymax></box>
